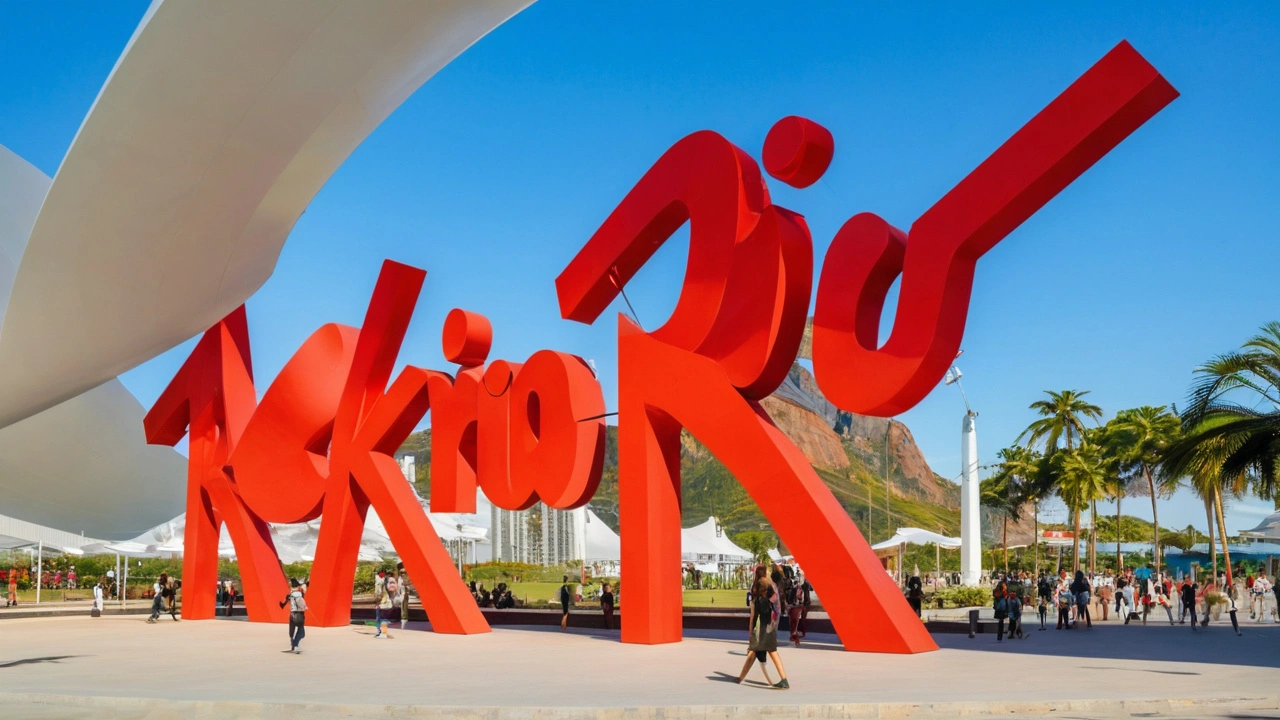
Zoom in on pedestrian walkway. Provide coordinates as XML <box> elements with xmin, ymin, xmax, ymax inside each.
<box><xmin>0</xmin><ymin>615</ymin><xmax>1276</xmax><ymax>718</ymax></box>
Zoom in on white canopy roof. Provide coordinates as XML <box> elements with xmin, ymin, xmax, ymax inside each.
<box><xmin>78</xmin><ymin>487</ymin><xmax>489</xmax><ymax>564</ymax></box>
<box><xmin>584</xmin><ymin>507</ymin><xmax>621</xmax><ymax>562</ymax></box>
<box><xmin>1241</xmin><ymin>511</ymin><xmax>1280</xmax><ymax>542</ymax></box>
<box><xmin>0</xmin><ymin>1</ymin><xmax>532</xmax><ymax>540</ymax></box>
<box><xmin>681</xmin><ymin>517</ymin><xmax>753</xmax><ymax>563</ymax></box>
<box><xmin>871</xmin><ymin>527</ymin><xmax>961</xmax><ymax>551</ymax></box>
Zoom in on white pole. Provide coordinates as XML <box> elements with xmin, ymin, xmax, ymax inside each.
<box><xmin>35</xmin><ymin>541</ymin><xmax>43</xmax><ymax>604</ymax></box>
<box><xmin>960</xmin><ymin>412</ymin><xmax>982</xmax><ymax>586</ymax></box>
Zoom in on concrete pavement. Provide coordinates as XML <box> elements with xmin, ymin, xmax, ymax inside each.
<box><xmin>0</xmin><ymin>614</ymin><xmax>1276</xmax><ymax>719</ymax></box>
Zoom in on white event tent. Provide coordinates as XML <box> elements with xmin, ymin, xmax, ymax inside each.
<box><xmin>681</xmin><ymin>517</ymin><xmax>753</xmax><ymax>569</ymax></box>
<box><xmin>871</xmin><ymin>527</ymin><xmax>961</xmax><ymax>551</ymax></box>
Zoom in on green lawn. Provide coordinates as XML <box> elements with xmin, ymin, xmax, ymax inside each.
<box><xmin>497</xmin><ymin>583</ymin><xmax>744</xmax><ymax>609</ymax></box>
<box><xmin>681</xmin><ymin>589</ymin><xmax>745</xmax><ymax>608</ymax></box>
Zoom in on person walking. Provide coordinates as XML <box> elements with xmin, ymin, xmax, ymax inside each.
<box><xmin>797</xmin><ymin>573</ymin><xmax>813</xmax><ymax>640</ymax></box>
<box><xmin>993</xmin><ymin>580</ymin><xmax>1009</xmax><ymax>641</ymax></box>
<box><xmin>1070</xmin><ymin>571</ymin><xmax>1092</xmax><ymax>628</ymax></box>
<box><xmin>373</xmin><ymin>571</ymin><xmax>386</xmax><ymax>634</ymax></box>
<box><xmin>906</xmin><ymin>576</ymin><xmax>923</xmax><ymax>618</ymax></box>
<box><xmin>222</xmin><ymin>579</ymin><xmax>236</xmax><ymax>617</ymax></box>
<box><xmin>559</xmin><ymin>575</ymin><xmax>573</xmax><ymax>631</ymax></box>
<box><xmin>600</xmin><ymin>582</ymin><xmax>616</xmax><ymax>630</ymax></box>
<box><xmin>1153</xmin><ymin>575</ymin><xmax>1175</xmax><ymax>625</ymax></box>
<box><xmin>6</xmin><ymin>568</ymin><xmax>17</xmax><ymax>607</ymax></box>
<box><xmin>386</xmin><ymin>572</ymin><xmax>403</xmax><ymax>632</ymax></box>
<box><xmin>1008</xmin><ymin>586</ymin><xmax>1025</xmax><ymax>639</ymax></box>
<box><xmin>1181</xmin><ymin>576</ymin><xmax>1199</xmax><ymax>631</ymax></box>
<box><xmin>784</xmin><ymin>571</ymin><xmax>803</xmax><ymax>647</ymax></box>
<box><xmin>1273</xmin><ymin>572</ymin><xmax>1280</xmax><ymax>624</ymax></box>
<box><xmin>279</xmin><ymin>578</ymin><xmax>307</xmax><ymax>653</ymax></box>
<box><xmin>1253</xmin><ymin>571</ymin><xmax>1274</xmax><ymax>623</ymax></box>
<box><xmin>737</xmin><ymin>579</ymin><xmax>789</xmax><ymax>689</ymax></box>
<box><xmin>398</xmin><ymin>565</ymin><xmax>411</xmax><ymax>630</ymax></box>
<box><xmin>373</xmin><ymin>572</ymin><xmax>394</xmax><ymax>638</ymax></box>
<box><xmin>147</xmin><ymin>573</ymin><xmax>168</xmax><ymax>623</ymax></box>
<box><xmin>1054</xmin><ymin>578</ymin><xmax>1073</xmax><ymax>630</ymax></box>
<box><xmin>1097</xmin><ymin>581</ymin><xmax>1112</xmax><ymax>621</ymax></box>
<box><xmin>163</xmin><ymin>577</ymin><xmax>180</xmax><ymax>621</ymax></box>
<box><xmin>92</xmin><ymin>579</ymin><xmax>104</xmax><ymax>617</ymax></box>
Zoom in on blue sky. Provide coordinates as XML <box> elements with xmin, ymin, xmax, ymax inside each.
<box><xmin>2</xmin><ymin>2</ymin><xmax>1278</xmax><ymax>535</ymax></box>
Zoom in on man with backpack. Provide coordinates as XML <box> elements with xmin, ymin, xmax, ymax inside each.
<box><xmin>279</xmin><ymin>578</ymin><xmax>307</xmax><ymax>654</ymax></box>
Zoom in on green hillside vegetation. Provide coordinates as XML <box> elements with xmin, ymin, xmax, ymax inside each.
<box><xmin>399</xmin><ymin>425</ymin><xmax>964</xmax><ymax>550</ymax></box>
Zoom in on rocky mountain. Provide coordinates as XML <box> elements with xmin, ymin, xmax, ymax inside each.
<box><xmin>399</xmin><ymin>350</ymin><xmax>1034</xmax><ymax>546</ymax></box>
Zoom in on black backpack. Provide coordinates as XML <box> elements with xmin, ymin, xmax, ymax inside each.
<box><xmin>783</xmin><ymin>579</ymin><xmax>798</xmax><ymax>606</ymax></box>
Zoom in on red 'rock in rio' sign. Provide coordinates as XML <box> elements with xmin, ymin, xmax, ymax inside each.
<box><xmin>555</xmin><ymin>40</ymin><xmax>1176</xmax><ymax>653</ymax></box>
<box><xmin>146</xmin><ymin>41</ymin><xmax>1175</xmax><ymax>655</ymax></box>
<box><xmin>144</xmin><ymin>260</ymin><xmax>606</xmax><ymax>630</ymax></box>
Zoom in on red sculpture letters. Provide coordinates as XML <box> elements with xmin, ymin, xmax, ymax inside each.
<box><xmin>147</xmin><ymin>41</ymin><xmax>1175</xmax><ymax>655</ymax></box>
<box><xmin>556</xmin><ymin>40</ymin><xmax>1175</xmax><ymax>653</ymax></box>
<box><xmin>145</xmin><ymin>260</ymin><xmax>604</xmax><ymax>632</ymax></box>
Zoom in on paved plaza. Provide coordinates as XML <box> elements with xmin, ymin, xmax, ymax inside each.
<box><xmin>0</xmin><ymin>613</ymin><xmax>1277</xmax><ymax>719</ymax></box>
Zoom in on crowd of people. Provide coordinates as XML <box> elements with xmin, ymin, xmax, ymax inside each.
<box><xmin>1</xmin><ymin>566</ymin><xmax>79</xmax><ymax>595</ymax></box>
<box><xmin>468</xmin><ymin>580</ymin><xmax>517</xmax><ymax>609</ymax></box>
<box><xmin>985</xmin><ymin>565</ymin><xmax>1280</xmax><ymax>639</ymax></box>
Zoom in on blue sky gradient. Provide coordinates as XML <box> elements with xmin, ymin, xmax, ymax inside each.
<box><xmin>2</xmin><ymin>2</ymin><xmax>1277</xmax><ymax>535</ymax></box>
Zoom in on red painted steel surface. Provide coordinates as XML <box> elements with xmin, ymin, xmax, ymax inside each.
<box><xmin>146</xmin><ymin>42</ymin><xmax>1175</xmax><ymax>654</ymax></box>
<box><xmin>555</xmin><ymin>41</ymin><xmax>1175</xmax><ymax>653</ymax></box>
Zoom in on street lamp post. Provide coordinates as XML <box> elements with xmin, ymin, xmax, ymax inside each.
<box><xmin>945</xmin><ymin>361</ymin><xmax>982</xmax><ymax>586</ymax></box>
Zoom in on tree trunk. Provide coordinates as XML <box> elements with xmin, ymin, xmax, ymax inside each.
<box><xmin>1090</xmin><ymin>499</ymin><xmax>1098</xmax><ymax>575</ymax></box>
<box><xmin>1116</xmin><ymin>490</ymin><xmax>1123</xmax><ymax>573</ymax></box>
<box><xmin>1143</xmin><ymin>463</ymin><xmax>1161</xmax><ymax>572</ymax></box>
<box><xmin>1002</xmin><ymin>514</ymin><xmax>1009</xmax><ymax>574</ymax></box>
<box><xmin>1204</xmin><ymin>496</ymin><xmax>1217</xmax><ymax>584</ymax></box>
<box><xmin>1213</xmin><ymin>485</ymin><xmax>1233</xmax><ymax>591</ymax></box>
<box><xmin>1034</xmin><ymin>501</ymin><xmax>1040</xmax><ymax>576</ymax></box>
<box><xmin>1072</xmin><ymin>508</ymin><xmax>1082</xmax><ymax>573</ymax></box>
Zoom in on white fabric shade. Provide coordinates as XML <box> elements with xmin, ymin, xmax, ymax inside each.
<box><xmin>584</xmin><ymin>507</ymin><xmax>621</xmax><ymax>561</ymax></box>
<box><xmin>871</xmin><ymin>527</ymin><xmax>961</xmax><ymax>551</ymax></box>
<box><xmin>681</xmin><ymin>517</ymin><xmax>753</xmax><ymax>564</ymax></box>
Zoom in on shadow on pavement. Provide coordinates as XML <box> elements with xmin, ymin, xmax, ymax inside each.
<box><xmin>930</xmin><ymin>622</ymin><xmax>1280</xmax><ymax>669</ymax></box>
<box><xmin>0</xmin><ymin>655</ymin><xmax>84</xmax><ymax>669</ymax></box>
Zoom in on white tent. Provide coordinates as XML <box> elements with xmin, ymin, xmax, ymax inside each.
<box><xmin>584</xmin><ymin>507</ymin><xmax>621</xmax><ymax>562</ymax></box>
<box><xmin>681</xmin><ymin>517</ymin><xmax>753</xmax><ymax>564</ymax></box>
<box><xmin>871</xmin><ymin>527</ymin><xmax>961</xmax><ymax>551</ymax></box>
<box><xmin>89</xmin><ymin>487</ymin><xmax>490</xmax><ymax>565</ymax></box>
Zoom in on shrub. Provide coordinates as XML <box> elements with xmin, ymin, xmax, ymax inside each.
<box><xmin>932</xmin><ymin>585</ymin><xmax>992</xmax><ymax>609</ymax></box>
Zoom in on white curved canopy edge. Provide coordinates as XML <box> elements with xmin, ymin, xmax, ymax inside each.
<box><xmin>0</xmin><ymin>0</ymin><xmax>534</xmax><ymax>429</ymax></box>
<box><xmin>0</xmin><ymin>1</ymin><xmax>532</xmax><ymax>538</ymax></box>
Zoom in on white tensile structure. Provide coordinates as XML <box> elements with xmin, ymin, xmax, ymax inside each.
<box><xmin>0</xmin><ymin>1</ymin><xmax>533</xmax><ymax>541</ymax></box>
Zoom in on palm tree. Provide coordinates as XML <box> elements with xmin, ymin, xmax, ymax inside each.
<box><xmin>1019</xmin><ymin>390</ymin><xmax>1102</xmax><ymax>573</ymax></box>
<box><xmin>1109</xmin><ymin>406</ymin><xmax>1181</xmax><ymax>572</ymax></box>
<box><xmin>1166</xmin><ymin>322</ymin><xmax>1280</xmax><ymax>508</ymax></box>
<box><xmin>996</xmin><ymin>446</ymin><xmax>1044</xmax><ymax>573</ymax></box>
<box><xmin>1100</xmin><ymin>419</ymin><xmax>1139</xmax><ymax>571</ymax></box>
<box><xmin>1020</xmin><ymin>390</ymin><xmax>1103</xmax><ymax>454</ymax></box>
<box><xmin>984</xmin><ymin>447</ymin><xmax>1033</xmax><ymax>573</ymax></box>
<box><xmin>1165</xmin><ymin>420</ymin><xmax>1251</xmax><ymax>589</ymax></box>
<box><xmin>1059</xmin><ymin>444</ymin><xmax>1110</xmax><ymax>573</ymax></box>
<box><xmin>1163</xmin><ymin>322</ymin><xmax>1280</xmax><ymax>587</ymax></box>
